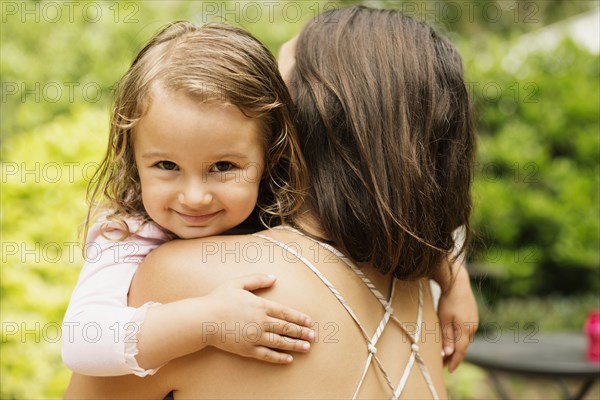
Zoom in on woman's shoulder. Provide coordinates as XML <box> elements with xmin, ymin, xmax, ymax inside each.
<box><xmin>87</xmin><ymin>213</ymin><xmax>170</xmax><ymax>244</ymax></box>
<box><xmin>132</xmin><ymin>227</ymin><xmax>324</xmax><ymax>306</ymax></box>
<box><xmin>151</xmin><ymin>227</ymin><xmax>304</xmax><ymax>259</ymax></box>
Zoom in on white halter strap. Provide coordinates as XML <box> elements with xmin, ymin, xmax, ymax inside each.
<box><xmin>253</xmin><ymin>226</ymin><xmax>439</xmax><ymax>399</ymax></box>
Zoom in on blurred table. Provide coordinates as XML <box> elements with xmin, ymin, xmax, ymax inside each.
<box><xmin>465</xmin><ymin>332</ymin><xmax>600</xmax><ymax>399</ymax></box>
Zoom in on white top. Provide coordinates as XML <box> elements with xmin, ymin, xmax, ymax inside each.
<box><xmin>61</xmin><ymin>217</ymin><xmax>170</xmax><ymax>376</ymax></box>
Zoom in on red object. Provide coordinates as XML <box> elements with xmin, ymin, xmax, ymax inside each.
<box><xmin>585</xmin><ymin>309</ymin><xmax>600</xmax><ymax>362</ymax></box>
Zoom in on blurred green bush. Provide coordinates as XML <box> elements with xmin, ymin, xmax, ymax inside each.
<box><xmin>464</xmin><ymin>37</ymin><xmax>600</xmax><ymax>297</ymax></box>
<box><xmin>1</xmin><ymin>108</ymin><xmax>107</xmax><ymax>397</ymax></box>
<box><xmin>1</xmin><ymin>0</ymin><xmax>598</xmax><ymax>398</ymax></box>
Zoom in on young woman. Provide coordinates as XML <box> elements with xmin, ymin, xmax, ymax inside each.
<box><xmin>65</xmin><ymin>6</ymin><xmax>477</xmax><ymax>398</ymax></box>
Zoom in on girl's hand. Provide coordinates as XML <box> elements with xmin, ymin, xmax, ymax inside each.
<box><xmin>204</xmin><ymin>274</ymin><xmax>315</xmax><ymax>364</ymax></box>
<box><xmin>434</xmin><ymin>261</ymin><xmax>479</xmax><ymax>373</ymax></box>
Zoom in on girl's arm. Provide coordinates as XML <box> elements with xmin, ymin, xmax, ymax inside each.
<box><xmin>61</xmin><ymin>220</ymin><xmax>167</xmax><ymax>376</ymax></box>
<box><xmin>62</xmin><ymin>220</ymin><xmax>314</xmax><ymax>377</ymax></box>
<box><xmin>133</xmin><ymin>273</ymin><xmax>314</xmax><ymax>369</ymax></box>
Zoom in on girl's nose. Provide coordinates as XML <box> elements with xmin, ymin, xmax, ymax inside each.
<box><xmin>178</xmin><ymin>181</ymin><xmax>213</xmax><ymax>208</ymax></box>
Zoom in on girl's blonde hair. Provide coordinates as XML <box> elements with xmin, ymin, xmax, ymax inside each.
<box><xmin>85</xmin><ymin>21</ymin><xmax>306</xmax><ymax>239</ymax></box>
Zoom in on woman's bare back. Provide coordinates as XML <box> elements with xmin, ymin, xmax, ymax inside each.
<box><xmin>65</xmin><ymin>228</ymin><xmax>447</xmax><ymax>399</ymax></box>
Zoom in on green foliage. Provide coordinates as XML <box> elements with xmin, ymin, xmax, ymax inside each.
<box><xmin>1</xmin><ymin>0</ymin><xmax>598</xmax><ymax>397</ymax></box>
<box><xmin>464</xmin><ymin>37</ymin><xmax>600</xmax><ymax>296</ymax></box>
<box><xmin>0</xmin><ymin>0</ymin><xmax>320</xmax><ymax>141</ymax></box>
<box><xmin>378</xmin><ymin>0</ymin><xmax>597</xmax><ymax>38</ymax></box>
<box><xmin>1</xmin><ymin>107</ymin><xmax>107</xmax><ymax>398</ymax></box>
<box><xmin>477</xmin><ymin>294</ymin><xmax>600</xmax><ymax>333</ymax></box>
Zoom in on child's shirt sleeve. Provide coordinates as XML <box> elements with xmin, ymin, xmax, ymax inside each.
<box><xmin>61</xmin><ymin>217</ymin><xmax>170</xmax><ymax>377</ymax></box>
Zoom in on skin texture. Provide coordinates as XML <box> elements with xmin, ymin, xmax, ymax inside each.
<box><xmin>65</xmin><ymin>228</ymin><xmax>448</xmax><ymax>399</ymax></box>
<box><xmin>433</xmin><ymin>258</ymin><xmax>479</xmax><ymax>372</ymax></box>
<box><xmin>277</xmin><ymin>35</ymin><xmax>297</xmax><ymax>83</ymax></box>
<box><xmin>134</xmin><ymin>89</ymin><xmax>265</xmax><ymax>239</ymax></box>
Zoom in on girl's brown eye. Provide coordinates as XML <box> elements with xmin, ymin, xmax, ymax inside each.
<box><xmin>212</xmin><ymin>161</ymin><xmax>235</xmax><ymax>172</ymax></box>
<box><xmin>156</xmin><ymin>161</ymin><xmax>178</xmax><ymax>171</ymax></box>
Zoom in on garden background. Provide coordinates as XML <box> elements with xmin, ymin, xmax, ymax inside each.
<box><xmin>1</xmin><ymin>0</ymin><xmax>598</xmax><ymax>398</ymax></box>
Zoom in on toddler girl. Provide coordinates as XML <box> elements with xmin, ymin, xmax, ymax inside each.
<box><xmin>62</xmin><ymin>21</ymin><xmax>314</xmax><ymax>377</ymax></box>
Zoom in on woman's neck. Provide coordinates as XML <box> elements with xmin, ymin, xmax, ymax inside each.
<box><xmin>290</xmin><ymin>205</ymin><xmax>328</xmax><ymax>241</ymax></box>
<box><xmin>292</xmin><ymin>206</ymin><xmax>394</xmax><ymax>297</ymax></box>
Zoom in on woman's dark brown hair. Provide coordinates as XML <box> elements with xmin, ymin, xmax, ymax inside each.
<box><xmin>288</xmin><ymin>6</ymin><xmax>475</xmax><ymax>279</ymax></box>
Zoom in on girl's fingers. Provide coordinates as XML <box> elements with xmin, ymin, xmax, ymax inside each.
<box><xmin>226</xmin><ymin>274</ymin><xmax>313</xmax><ymax>329</ymax></box>
<box><xmin>233</xmin><ymin>273</ymin><xmax>278</xmax><ymax>291</ymax></box>
<box><xmin>265</xmin><ymin>300</ymin><xmax>312</xmax><ymax>327</ymax></box>
<box><xmin>260</xmin><ymin>332</ymin><xmax>311</xmax><ymax>354</ymax></box>
<box><xmin>248</xmin><ymin>331</ymin><xmax>313</xmax><ymax>364</ymax></box>
<box><xmin>264</xmin><ymin>317</ymin><xmax>315</xmax><ymax>342</ymax></box>
<box><xmin>249</xmin><ymin>346</ymin><xmax>294</xmax><ymax>364</ymax></box>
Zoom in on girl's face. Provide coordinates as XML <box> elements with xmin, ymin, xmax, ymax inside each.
<box><xmin>133</xmin><ymin>89</ymin><xmax>265</xmax><ymax>239</ymax></box>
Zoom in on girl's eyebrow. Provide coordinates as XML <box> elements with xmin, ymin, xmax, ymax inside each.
<box><xmin>141</xmin><ymin>151</ymin><xmax>170</xmax><ymax>159</ymax></box>
<box><xmin>216</xmin><ymin>151</ymin><xmax>249</xmax><ymax>159</ymax></box>
<box><xmin>141</xmin><ymin>151</ymin><xmax>250</xmax><ymax>159</ymax></box>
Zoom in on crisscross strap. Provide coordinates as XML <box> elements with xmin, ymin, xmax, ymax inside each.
<box><xmin>254</xmin><ymin>226</ymin><xmax>439</xmax><ymax>399</ymax></box>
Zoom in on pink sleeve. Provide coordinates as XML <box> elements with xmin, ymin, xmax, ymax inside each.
<box><xmin>61</xmin><ymin>217</ymin><xmax>169</xmax><ymax>376</ymax></box>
